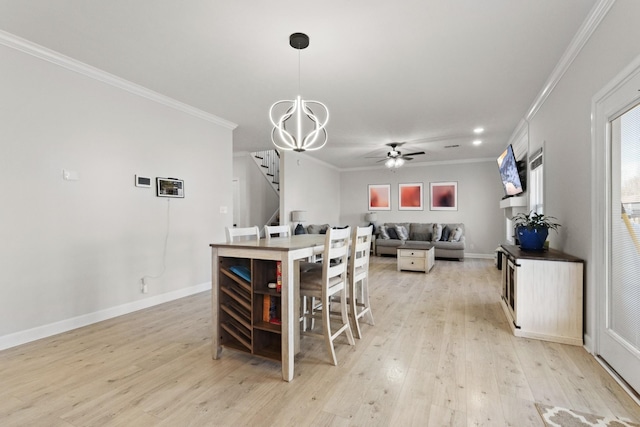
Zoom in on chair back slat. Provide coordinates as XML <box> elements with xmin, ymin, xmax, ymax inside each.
<box><xmin>264</xmin><ymin>225</ymin><xmax>291</xmax><ymax>240</ymax></box>
<box><xmin>349</xmin><ymin>225</ymin><xmax>373</xmax><ymax>276</ymax></box>
<box><xmin>323</xmin><ymin>227</ymin><xmax>351</xmax><ymax>283</ymax></box>
<box><xmin>225</xmin><ymin>226</ymin><xmax>261</xmax><ymax>243</ymax></box>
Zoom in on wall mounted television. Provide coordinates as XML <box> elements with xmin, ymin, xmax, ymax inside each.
<box><xmin>497</xmin><ymin>144</ymin><xmax>525</xmax><ymax>198</ymax></box>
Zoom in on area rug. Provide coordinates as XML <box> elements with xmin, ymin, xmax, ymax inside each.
<box><xmin>536</xmin><ymin>403</ymin><xmax>640</xmax><ymax>427</ymax></box>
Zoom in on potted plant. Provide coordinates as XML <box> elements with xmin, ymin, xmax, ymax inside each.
<box><xmin>512</xmin><ymin>211</ymin><xmax>561</xmax><ymax>251</ymax></box>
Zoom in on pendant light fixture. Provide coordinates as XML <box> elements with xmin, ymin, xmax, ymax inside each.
<box><xmin>269</xmin><ymin>33</ymin><xmax>329</xmax><ymax>152</ymax></box>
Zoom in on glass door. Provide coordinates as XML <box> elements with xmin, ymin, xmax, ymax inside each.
<box><xmin>600</xmin><ymin>102</ymin><xmax>640</xmax><ymax>394</ymax></box>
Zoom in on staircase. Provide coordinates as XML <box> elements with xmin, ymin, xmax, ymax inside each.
<box><xmin>251</xmin><ymin>149</ymin><xmax>280</xmax><ymax>194</ymax></box>
<box><xmin>251</xmin><ymin>149</ymin><xmax>281</xmax><ymax>226</ymax></box>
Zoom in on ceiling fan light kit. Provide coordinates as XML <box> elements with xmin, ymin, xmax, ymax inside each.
<box><xmin>269</xmin><ymin>33</ymin><xmax>329</xmax><ymax>152</ymax></box>
<box><xmin>379</xmin><ymin>142</ymin><xmax>425</xmax><ymax>168</ymax></box>
<box><xmin>385</xmin><ymin>157</ymin><xmax>405</xmax><ymax>168</ymax></box>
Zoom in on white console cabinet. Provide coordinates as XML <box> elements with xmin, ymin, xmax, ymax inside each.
<box><xmin>500</xmin><ymin>245</ymin><xmax>584</xmax><ymax>346</ymax></box>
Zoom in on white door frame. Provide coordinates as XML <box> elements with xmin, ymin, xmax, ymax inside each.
<box><xmin>592</xmin><ymin>53</ymin><xmax>640</xmax><ymax>402</ymax></box>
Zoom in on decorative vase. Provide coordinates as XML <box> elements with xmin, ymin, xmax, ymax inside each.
<box><xmin>516</xmin><ymin>226</ymin><xmax>548</xmax><ymax>251</ymax></box>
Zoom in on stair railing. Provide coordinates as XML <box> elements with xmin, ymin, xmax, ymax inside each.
<box><xmin>251</xmin><ymin>149</ymin><xmax>280</xmax><ymax>194</ymax></box>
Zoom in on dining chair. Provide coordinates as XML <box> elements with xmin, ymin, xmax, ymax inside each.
<box><xmin>264</xmin><ymin>224</ymin><xmax>291</xmax><ymax>240</ymax></box>
<box><xmin>348</xmin><ymin>225</ymin><xmax>374</xmax><ymax>339</ymax></box>
<box><xmin>225</xmin><ymin>226</ymin><xmax>261</xmax><ymax>243</ymax></box>
<box><xmin>299</xmin><ymin>226</ymin><xmax>355</xmax><ymax>365</ymax></box>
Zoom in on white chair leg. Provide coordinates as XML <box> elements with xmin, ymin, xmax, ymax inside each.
<box><xmin>361</xmin><ymin>276</ymin><xmax>374</xmax><ymax>326</ymax></box>
<box><xmin>323</xmin><ymin>294</ymin><xmax>337</xmax><ymax>366</ymax></box>
<box><xmin>349</xmin><ymin>278</ymin><xmax>362</xmax><ymax>339</ymax></box>
<box><xmin>340</xmin><ymin>286</ymin><xmax>355</xmax><ymax>346</ymax></box>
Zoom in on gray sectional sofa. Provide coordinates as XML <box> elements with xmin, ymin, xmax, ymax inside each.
<box><xmin>375</xmin><ymin>222</ymin><xmax>465</xmax><ymax>260</ymax></box>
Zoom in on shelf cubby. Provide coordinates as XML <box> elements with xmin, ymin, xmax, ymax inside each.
<box><xmin>217</xmin><ymin>256</ymin><xmax>283</xmax><ymax>362</ymax></box>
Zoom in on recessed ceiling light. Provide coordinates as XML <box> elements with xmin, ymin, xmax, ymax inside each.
<box><xmin>473</xmin><ymin>127</ymin><xmax>484</xmax><ymax>134</ymax></box>
<box><xmin>473</xmin><ymin>139</ymin><xmax>482</xmax><ymax>146</ymax></box>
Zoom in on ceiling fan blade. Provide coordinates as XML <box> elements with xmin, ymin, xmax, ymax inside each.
<box><xmin>402</xmin><ymin>157</ymin><xmax>414</xmax><ymax>161</ymax></box>
<box><xmin>402</xmin><ymin>151</ymin><xmax>425</xmax><ymax>156</ymax></box>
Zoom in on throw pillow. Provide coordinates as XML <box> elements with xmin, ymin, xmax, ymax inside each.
<box><xmin>395</xmin><ymin>225</ymin><xmax>409</xmax><ymax>240</ymax></box>
<box><xmin>306</xmin><ymin>224</ymin><xmax>321</xmax><ymax>234</ymax></box>
<box><xmin>387</xmin><ymin>226</ymin><xmax>399</xmax><ymax>240</ymax></box>
<box><xmin>432</xmin><ymin>223</ymin><xmax>443</xmax><ymax>242</ymax></box>
<box><xmin>379</xmin><ymin>225</ymin><xmax>390</xmax><ymax>239</ymax></box>
<box><xmin>441</xmin><ymin>226</ymin><xmax>451</xmax><ymax>241</ymax></box>
<box><xmin>450</xmin><ymin>226</ymin><xmax>463</xmax><ymax>242</ymax></box>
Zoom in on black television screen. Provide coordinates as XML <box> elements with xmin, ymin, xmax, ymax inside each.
<box><xmin>497</xmin><ymin>144</ymin><xmax>524</xmax><ymax>197</ymax></box>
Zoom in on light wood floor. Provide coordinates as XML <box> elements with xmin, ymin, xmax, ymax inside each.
<box><xmin>1</xmin><ymin>257</ymin><xmax>639</xmax><ymax>426</ymax></box>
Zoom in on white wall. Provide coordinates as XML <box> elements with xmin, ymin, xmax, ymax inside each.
<box><xmin>232</xmin><ymin>153</ymin><xmax>279</xmax><ymax>229</ymax></box>
<box><xmin>339</xmin><ymin>160</ymin><xmax>504</xmax><ymax>256</ymax></box>
<box><xmin>281</xmin><ymin>152</ymin><xmax>341</xmax><ymax>227</ymax></box>
<box><xmin>524</xmin><ymin>0</ymin><xmax>640</xmax><ymax>346</ymax></box>
<box><xmin>0</xmin><ymin>40</ymin><xmax>234</xmax><ymax>347</ymax></box>
<box><xmin>233</xmin><ymin>152</ymin><xmax>280</xmax><ymax>229</ymax></box>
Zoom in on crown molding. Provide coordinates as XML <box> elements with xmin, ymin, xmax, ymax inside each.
<box><xmin>0</xmin><ymin>30</ymin><xmax>238</xmax><ymax>130</ymax></box>
<box><xmin>341</xmin><ymin>157</ymin><xmax>495</xmax><ymax>173</ymax></box>
<box><xmin>524</xmin><ymin>0</ymin><xmax>616</xmax><ymax>121</ymax></box>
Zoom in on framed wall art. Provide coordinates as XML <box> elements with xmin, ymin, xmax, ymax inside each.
<box><xmin>368</xmin><ymin>184</ymin><xmax>391</xmax><ymax>210</ymax></box>
<box><xmin>430</xmin><ymin>181</ymin><xmax>457</xmax><ymax>210</ymax></box>
<box><xmin>156</xmin><ymin>177</ymin><xmax>184</xmax><ymax>198</ymax></box>
<box><xmin>399</xmin><ymin>182</ymin><xmax>423</xmax><ymax>210</ymax></box>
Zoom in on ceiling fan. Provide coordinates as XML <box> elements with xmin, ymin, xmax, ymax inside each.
<box><xmin>377</xmin><ymin>142</ymin><xmax>426</xmax><ymax>168</ymax></box>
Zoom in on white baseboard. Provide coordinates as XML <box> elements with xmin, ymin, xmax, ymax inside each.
<box><xmin>464</xmin><ymin>253</ymin><xmax>495</xmax><ymax>259</ymax></box>
<box><xmin>583</xmin><ymin>332</ymin><xmax>593</xmax><ymax>353</ymax></box>
<box><xmin>0</xmin><ymin>282</ymin><xmax>211</xmax><ymax>351</ymax></box>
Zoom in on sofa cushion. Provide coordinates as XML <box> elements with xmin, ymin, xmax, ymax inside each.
<box><xmin>450</xmin><ymin>226</ymin><xmax>463</xmax><ymax>242</ymax></box>
<box><xmin>432</xmin><ymin>223</ymin><xmax>443</xmax><ymax>241</ymax></box>
<box><xmin>378</xmin><ymin>225</ymin><xmax>390</xmax><ymax>239</ymax></box>
<box><xmin>432</xmin><ymin>240</ymin><xmax>465</xmax><ymax>250</ymax></box>
<box><xmin>409</xmin><ymin>223</ymin><xmax>431</xmax><ymax>240</ymax></box>
<box><xmin>387</xmin><ymin>226</ymin><xmax>399</xmax><ymax>240</ymax></box>
<box><xmin>375</xmin><ymin>238</ymin><xmax>404</xmax><ymax>248</ymax></box>
<box><xmin>395</xmin><ymin>225</ymin><xmax>409</xmax><ymax>240</ymax></box>
<box><xmin>441</xmin><ymin>226</ymin><xmax>451</xmax><ymax>241</ymax></box>
<box><xmin>411</xmin><ymin>232</ymin><xmax>431</xmax><ymax>241</ymax></box>
<box><xmin>307</xmin><ymin>224</ymin><xmax>329</xmax><ymax>234</ymax></box>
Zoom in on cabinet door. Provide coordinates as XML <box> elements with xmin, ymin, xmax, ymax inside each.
<box><xmin>516</xmin><ymin>259</ymin><xmax>582</xmax><ymax>341</ymax></box>
<box><xmin>501</xmin><ymin>253</ymin><xmax>508</xmax><ymax>299</ymax></box>
<box><xmin>507</xmin><ymin>258</ymin><xmax>517</xmax><ymax>324</ymax></box>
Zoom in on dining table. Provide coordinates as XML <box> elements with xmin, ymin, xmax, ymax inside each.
<box><xmin>209</xmin><ymin>233</ymin><xmax>326</xmax><ymax>381</ymax></box>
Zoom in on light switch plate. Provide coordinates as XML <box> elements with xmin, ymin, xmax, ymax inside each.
<box><xmin>135</xmin><ymin>175</ymin><xmax>152</xmax><ymax>188</ymax></box>
<box><xmin>62</xmin><ymin>169</ymin><xmax>79</xmax><ymax>181</ymax></box>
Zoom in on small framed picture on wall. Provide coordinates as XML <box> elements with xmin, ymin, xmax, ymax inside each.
<box><xmin>368</xmin><ymin>184</ymin><xmax>391</xmax><ymax>210</ymax></box>
<box><xmin>430</xmin><ymin>181</ymin><xmax>457</xmax><ymax>210</ymax></box>
<box><xmin>156</xmin><ymin>177</ymin><xmax>185</xmax><ymax>198</ymax></box>
<box><xmin>399</xmin><ymin>182</ymin><xmax>423</xmax><ymax>210</ymax></box>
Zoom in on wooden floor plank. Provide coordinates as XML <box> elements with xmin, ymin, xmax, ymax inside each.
<box><xmin>0</xmin><ymin>257</ymin><xmax>638</xmax><ymax>426</ymax></box>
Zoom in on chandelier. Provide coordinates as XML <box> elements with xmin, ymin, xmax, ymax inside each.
<box><xmin>269</xmin><ymin>33</ymin><xmax>329</xmax><ymax>152</ymax></box>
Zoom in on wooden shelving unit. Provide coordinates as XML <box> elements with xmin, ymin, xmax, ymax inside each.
<box><xmin>217</xmin><ymin>257</ymin><xmax>282</xmax><ymax>361</ymax></box>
